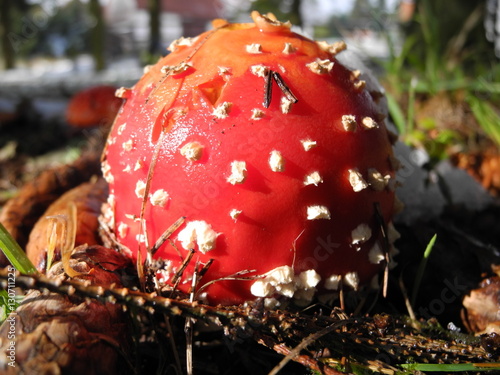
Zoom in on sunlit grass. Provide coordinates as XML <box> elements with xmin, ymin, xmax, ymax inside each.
<box><xmin>381</xmin><ymin>0</ymin><xmax>500</xmax><ymax>156</ymax></box>
<box><xmin>401</xmin><ymin>362</ymin><xmax>500</xmax><ymax>372</ymax></box>
<box><xmin>467</xmin><ymin>94</ymin><xmax>500</xmax><ymax>147</ymax></box>
<box><xmin>0</xmin><ymin>222</ymin><xmax>38</xmax><ymax>275</ymax></box>
<box><xmin>411</xmin><ymin>233</ymin><xmax>437</xmax><ymax>308</ymax></box>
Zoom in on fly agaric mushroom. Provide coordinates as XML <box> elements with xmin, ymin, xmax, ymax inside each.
<box><xmin>101</xmin><ymin>12</ymin><xmax>400</xmax><ymax>306</ymax></box>
<box><xmin>66</xmin><ymin>85</ymin><xmax>123</xmax><ymax>128</ymax></box>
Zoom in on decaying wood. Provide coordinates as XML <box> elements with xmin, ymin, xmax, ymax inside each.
<box><xmin>25</xmin><ymin>178</ymin><xmax>108</xmax><ymax>271</ymax></box>
<box><xmin>0</xmin><ymin>245</ymin><xmax>133</xmax><ymax>375</ymax></box>
<box><xmin>0</xmin><ymin>152</ymin><xmax>102</xmax><ymax>267</ymax></box>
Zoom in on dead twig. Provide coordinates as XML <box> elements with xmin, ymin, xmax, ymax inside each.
<box><xmin>267</xmin><ymin>321</ymin><xmax>349</xmax><ymax>375</ymax></box>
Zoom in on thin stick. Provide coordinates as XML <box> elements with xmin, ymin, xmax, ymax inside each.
<box><xmin>163</xmin><ymin>315</ymin><xmax>183</xmax><ymax>375</ymax></box>
<box><xmin>136</xmin><ymin>250</ymin><xmax>145</xmax><ymax>292</ymax></box>
<box><xmin>184</xmin><ymin>259</ymin><xmax>214</xmax><ymax>374</ymax></box>
<box><xmin>185</xmin><ymin>263</ymin><xmax>199</xmax><ymax>375</ymax></box>
<box><xmin>272</xmin><ymin>71</ymin><xmax>298</xmax><ymax>103</ymax></box>
<box><xmin>149</xmin><ymin>221</ymin><xmax>187</xmax><ymax>375</ymax></box>
<box><xmin>338</xmin><ymin>276</ymin><xmax>345</xmax><ymax>311</ymax></box>
<box><xmin>399</xmin><ymin>274</ymin><xmax>419</xmax><ymax>328</ymax></box>
<box><xmin>139</xmin><ymin>125</ymin><xmax>169</xmax><ymax>259</ymax></box>
<box><xmin>271</xmin><ymin>343</ymin><xmax>345</xmax><ymax>375</ymax></box>
<box><xmin>268</xmin><ymin>321</ymin><xmax>346</xmax><ymax>375</ymax></box>
<box><xmin>150</xmin><ymin>217</ymin><xmax>186</xmax><ymax>256</ymax></box>
<box><xmin>170</xmin><ymin>249</ymin><xmax>195</xmax><ymax>293</ymax></box>
<box><xmin>263</xmin><ymin>69</ymin><xmax>273</xmax><ymax>108</ymax></box>
<box><xmin>188</xmin><ymin>259</ymin><xmax>213</xmax><ymax>295</ymax></box>
<box><xmin>195</xmin><ymin>269</ymin><xmax>257</xmax><ymax>297</ymax></box>
<box><xmin>373</xmin><ymin>202</ymin><xmax>390</xmax><ymax>298</ymax></box>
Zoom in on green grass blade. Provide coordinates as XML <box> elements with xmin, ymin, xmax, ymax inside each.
<box><xmin>406</xmin><ymin>77</ymin><xmax>418</xmax><ymax>136</ymax></box>
<box><xmin>386</xmin><ymin>92</ymin><xmax>407</xmax><ymax>135</ymax></box>
<box><xmin>0</xmin><ymin>222</ymin><xmax>38</xmax><ymax>275</ymax></box>
<box><xmin>466</xmin><ymin>95</ymin><xmax>500</xmax><ymax>147</ymax></box>
<box><xmin>411</xmin><ymin>234</ymin><xmax>437</xmax><ymax>307</ymax></box>
<box><xmin>401</xmin><ymin>362</ymin><xmax>500</xmax><ymax>372</ymax></box>
<box><xmin>0</xmin><ymin>289</ymin><xmax>23</xmax><ymax>324</ymax></box>
<box><xmin>411</xmin><ymin>79</ymin><xmax>500</xmax><ymax>94</ymax></box>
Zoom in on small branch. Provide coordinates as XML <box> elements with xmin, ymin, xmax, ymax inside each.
<box><xmin>150</xmin><ymin>217</ymin><xmax>185</xmax><ymax>256</ymax></box>
<box><xmin>267</xmin><ymin>321</ymin><xmax>348</xmax><ymax>375</ymax></box>
<box><xmin>271</xmin><ymin>343</ymin><xmax>348</xmax><ymax>375</ymax></box>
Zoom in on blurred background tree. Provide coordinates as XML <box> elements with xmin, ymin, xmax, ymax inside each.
<box><xmin>0</xmin><ymin>0</ymin><xmax>15</xmax><ymax>69</ymax></box>
<box><xmin>32</xmin><ymin>1</ymin><xmax>92</xmax><ymax>58</ymax></box>
<box><xmin>0</xmin><ymin>0</ymin><xmax>99</xmax><ymax>69</ymax></box>
<box><xmin>0</xmin><ymin>0</ymin><xmax>498</xmax><ymax>81</ymax></box>
<box><xmin>0</xmin><ymin>0</ymin><xmax>29</xmax><ymax>69</ymax></box>
<box><xmin>148</xmin><ymin>0</ymin><xmax>161</xmax><ymax>57</ymax></box>
<box><xmin>89</xmin><ymin>0</ymin><xmax>106</xmax><ymax>71</ymax></box>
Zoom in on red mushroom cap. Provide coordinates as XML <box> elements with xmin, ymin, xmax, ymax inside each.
<box><xmin>66</xmin><ymin>85</ymin><xmax>123</xmax><ymax>128</ymax></box>
<box><xmin>101</xmin><ymin>13</ymin><xmax>400</xmax><ymax>305</ymax></box>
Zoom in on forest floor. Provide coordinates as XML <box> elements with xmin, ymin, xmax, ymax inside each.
<box><xmin>0</xmin><ymin>65</ymin><xmax>499</xmax><ymax>374</ymax></box>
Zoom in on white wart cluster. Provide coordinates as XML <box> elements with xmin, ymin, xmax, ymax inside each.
<box><xmin>250</xmin><ymin>266</ymin><xmax>321</xmax><ymax>306</ymax></box>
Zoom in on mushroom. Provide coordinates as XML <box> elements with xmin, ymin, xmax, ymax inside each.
<box><xmin>66</xmin><ymin>85</ymin><xmax>123</xmax><ymax>128</ymax></box>
<box><xmin>101</xmin><ymin>12</ymin><xmax>399</xmax><ymax>305</ymax></box>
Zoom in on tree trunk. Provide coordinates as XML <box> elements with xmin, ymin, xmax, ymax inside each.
<box><xmin>0</xmin><ymin>0</ymin><xmax>15</xmax><ymax>69</ymax></box>
<box><xmin>290</xmin><ymin>0</ymin><xmax>302</xmax><ymax>27</ymax></box>
<box><xmin>89</xmin><ymin>0</ymin><xmax>105</xmax><ymax>71</ymax></box>
<box><xmin>148</xmin><ymin>0</ymin><xmax>161</xmax><ymax>56</ymax></box>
